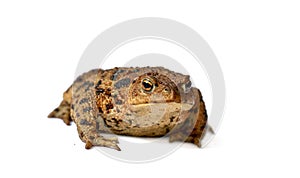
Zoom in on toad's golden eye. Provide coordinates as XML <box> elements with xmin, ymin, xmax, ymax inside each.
<box><xmin>142</xmin><ymin>78</ymin><xmax>154</xmax><ymax>92</ymax></box>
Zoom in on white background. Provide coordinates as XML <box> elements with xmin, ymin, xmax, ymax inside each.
<box><xmin>0</xmin><ymin>0</ymin><xmax>299</xmax><ymax>177</ymax></box>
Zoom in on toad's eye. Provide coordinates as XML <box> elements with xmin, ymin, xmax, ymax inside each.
<box><xmin>142</xmin><ymin>78</ymin><xmax>154</xmax><ymax>92</ymax></box>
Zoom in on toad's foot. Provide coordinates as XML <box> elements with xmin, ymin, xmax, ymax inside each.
<box><xmin>169</xmin><ymin>133</ymin><xmax>202</xmax><ymax>148</ymax></box>
<box><xmin>48</xmin><ymin>100</ymin><xmax>72</xmax><ymax>125</ymax></box>
<box><xmin>85</xmin><ymin>135</ymin><xmax>121</xmax><ymax>151</ymax></box>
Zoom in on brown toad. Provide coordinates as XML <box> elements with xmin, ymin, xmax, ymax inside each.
<box><xmin>48</xmin><ymin>67</ymin><xmax>208</xmax><ymax>151</ymax></box>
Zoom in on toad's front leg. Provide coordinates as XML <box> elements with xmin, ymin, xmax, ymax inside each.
<box><xmin>169</xmin><ymin>88</ymin><xmax>208</xmax><ymax>147</ymax></box>
<box><xmin>76</xmin><ymin>123</ymin><xmax>120</xmax><ymax>151</ymax></box>
<box><xmin>71</xmin><ymin>99</ymin><xmax>121</xmax><ymax>151</ymax></box>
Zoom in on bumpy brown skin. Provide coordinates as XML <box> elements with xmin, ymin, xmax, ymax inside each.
<box><xmin>48</xmin><ymin>67</ymin><xmax>208</xmax><ymax>151</ymax></box>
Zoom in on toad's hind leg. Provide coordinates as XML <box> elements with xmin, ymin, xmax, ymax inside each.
<box><xmin>48</xmin><ymin>86</ymin><xmax>73</xmax><ymax>125</ymax></box>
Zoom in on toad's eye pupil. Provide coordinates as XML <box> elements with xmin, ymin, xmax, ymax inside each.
<box><xmin>142</xmin><ymin>79</ymin><xmax>153</xmax><ymax>91</ymax></box>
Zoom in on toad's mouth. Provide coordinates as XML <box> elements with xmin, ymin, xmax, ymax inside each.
<box><xmin>129</xmin><ymin>86</ymin><xmax>196</xmax><ymax>112</ymax></box>
<box><xmin>129</xmin><ymin>102</ymin><xmax>193</xmax><ymax>113</ymax></box>
<box><xmin>128</xmin><ymin>83</ymin><xmax>195</xmax><ymax>106</ymax></box>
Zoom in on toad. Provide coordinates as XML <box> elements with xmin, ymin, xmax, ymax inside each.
<box><xmin>48</xmin><ymin>67</ymin><xmax>208</xmax><ymax>151</ymax></box>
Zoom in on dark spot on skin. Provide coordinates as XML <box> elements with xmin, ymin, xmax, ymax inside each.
<box><xmin>83</xmin><ymin>107</ymin><xmax>93</xmax><ymax>113</ymax></box>
<box><xmin>54</xmin><ymin>108</ymin><xmax>59</xmax><ymax>112</ymax></box>
<box><xmin>89</xmin><ymin>136</ymin><xmax>95</xmax><ymax>140</ymax></box>
<box><xmin>127</xmin><ymin>120</ymin><xmax>132</xmax><ymax>125</ymax></box>
<box><xmin>114</xmin><ymin>78</ymin><xmax>131</xmax><ymax>89</ymax></box>
<box><xmin>75</xmin><ymin>85</ymin><xmax>83</xmax><ymax>92</ymax></box>
<box><xmin>85</xmin><ymin>87</ymin><xmax>91</xmax><ymax>92</ymax></box>
<box><xmin>115</xmin><ymin>99</ymin><xmax>123</xmax><ymax>105</ymax></box>
<box><xmin>103</xmin><ymin>120</ymin><xmax>112</xmax><ymax>128</ymax></box>
<box><xmin>79</xmin><ymin>98</ymin><xmax>89</xmax><ymax>104</ymax></box>
<box><xmin>166</xmin><ymin>128</ymin><xmax>170</xmax><ymax>133</ymax></box>
<box><xmin>95</xmin><ymin>80</ymin><xmax>102</xmax><ymax>89</ymax></box>
<box><xmin>80</xmin><ymin>131</ymin><xmax>84</xmax><ymax>138</ymax></box>
<box><xmin>71</xmin><ymin>104</ymin><xmax>74</xmax><ymax>110</ymax></box>
<box><xmin>88</xmin><ymin>83</ymin><xmax>94</xmax><ymax>88</ymax></box>
<box><xmin>76</xmin><ymin>113</ymin><xmax>80</xmax><ymax>118</ymax></box>
<box><xmin>80</xmin><ymin>119</ymin><xmax>92</xmax><ymax>125</ymax></box>
<box><xmin>170</xmin><ymin>116</ymin><xmax>175</xmax><ymax>122</ymax></box>
<box><xmin>114</xmin><ymin>69</ymin><xmax>125</xmax><ymax>79</ymax></box>
<box><xmin>81</xmin><ymin>81</ymin><xmax>94</xmax><ymax>92</ymax></box>
<box><xmin>105</xmin><ymin>89</ymin><xmax>111</xmax><ymax>96</ymax></box>
<box><xmin>133</xmin><ymin>68</ymin><xmax>140</xmax><ymax>73</ymax></box>
<box><xmin>185</xmin><ymin>81</ymin><xmax>192</xmax><ymax>89</ymax></box>
<box><xmin>75</xmin><ymin>76</ymin><xmax>83</xmax><ymax>82</ymax></box>
<box><xmin>83</xmin><ymin>81</ymin><xmax>94</xmax><ymax>87</ymax></box>
<box><xmin>95</xmin><ymin>88</ymin><xmax>104</xmax><ymax>95</ymax></box>
<box><xmin>110</xmin><ymin>68</ymin><xmax>126</xmax><ymax>81</ymax></box>
<box><xmin>98</xmin><ymin>107</ymin><xmax>103</xmax><ymax>113</ymax></box>
<box><xmin>110</xmin><ymin>75</ymin><xmax>115</xmax><ymax>80</ymax></box>
<box><xmin>106</xmin><ymin>103</ymin><xmax>114</xmax><ymax>110</ymax></box>
<box><xmin>132</xmin><ymin>79</ymin><xmax>136</xmax><ymax>84</ymax></box>
<box><xmin>191</xmin><ymin>107</ymin><xmax>199</xmax><ymax>113</ymax></box>
<box><xmin>75</xmin><ymin>81</ymin><xmax>93</xmax><ymax>92</ymax></box>
<box><xmin>114</xmin><ymin>118</ymin><xmax>122</xmax><ymax>127</ymax></box>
